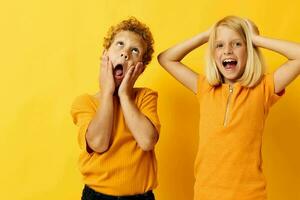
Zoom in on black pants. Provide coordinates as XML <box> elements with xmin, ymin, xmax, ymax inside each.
<box><xmin>82</xmin><ymin>185</ymin><xmax>155</xmax><ymax>200</ymax></box>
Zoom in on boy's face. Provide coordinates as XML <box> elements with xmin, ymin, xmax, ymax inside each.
<box><xmin>106</xmin><ymin>30</ymin><xmax>146</xmax><ymax>87</ymax></box>
<box><xmin>214</xmin><ymin>26</ymin><xmax>247</xmax><ymax>84</ymax></box>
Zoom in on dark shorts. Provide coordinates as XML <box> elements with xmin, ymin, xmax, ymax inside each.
<box><xmin>82</xmin><ymin>185</ymin><xmax>155</xmax><ymax>200</ymax></box>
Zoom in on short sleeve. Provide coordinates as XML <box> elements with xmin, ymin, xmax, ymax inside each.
<box><xmin>196</xmin><ymin>74</ymin><xmax>209</xmax><ymax>101</ymax></box>
<box><xmin>137</xmin><ymin>88</ymin><xmax>161</xmax><ymax>135</ymax></box>
<box><xmin>70</xmin><ymin>94</ymin><xmax>95</xmax><ymax>153</ymax></box>
<box><xmin>264</xmin><ymin>73</ymin><xmax>285</xmax><ymax>108</ymax></box>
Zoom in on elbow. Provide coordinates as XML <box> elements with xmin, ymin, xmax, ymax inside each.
<box><xmin>86</xmin><ymin>133</ymin><xmax>110</xmax><ymax>154</ymax></box>
<box><xmin>92</xmin><ymin>143</ymin><xmax>109</xmax><ymax>154</ymax></box>
<box><xmin>157</xmin><ymin>53</ymin><xmax>166</xmax><ymax>67</ymax></box>
<box><xmin>139</xmin><ymin>142</ymin><xmax>154</xmax><ymax>151</ymax></box>
<box><xmin>138</xmin><ymin>132</ymin><xmax>158</xmax><ymax>151</ymax></box>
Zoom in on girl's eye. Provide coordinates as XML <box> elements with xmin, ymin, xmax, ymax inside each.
<box><xmin>132</xmin><ymin>48</ymin><xmax>139</xmax><ymax>54</ymax></box>
<box><xmin>233</xmin><ymin>42</ymin><xmax>242</xmax><ymax>47</ymax></box>
<box><xmin>116</xmin><ymin>41</ymin><xmax>124</xmax><ymax>46</ymax></box>
<box><xmin>216</xmin><ymin>43</ymin><xmax>223</xmax><ymax>48</ymax></box>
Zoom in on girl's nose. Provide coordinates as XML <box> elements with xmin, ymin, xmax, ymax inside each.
<box><xmin>224</xmin><ymin>46</ymin><xmax>233</xmax><ymax>55</ymax></box>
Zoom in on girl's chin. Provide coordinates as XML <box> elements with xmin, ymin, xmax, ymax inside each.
<box><xmin>223</xmin><ymin>73</ymin><xmax>242</xmax><ymax>83</ymax></box>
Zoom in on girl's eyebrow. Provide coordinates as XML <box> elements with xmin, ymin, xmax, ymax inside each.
<box><xmin>231</xmin><ymin>39</ymin><xmax>243</xmax><ymax>42</ymax></box>
<box><xmin>215</xmin><ymin>39</ymin><xmax>243</xmax><ymax>43</ymax></box>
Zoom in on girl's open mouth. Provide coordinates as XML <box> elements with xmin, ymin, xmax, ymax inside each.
<box><xmin>222</xmin><ymin>59</ymin><xmax>237</xmax><ymax>70</ymax></box>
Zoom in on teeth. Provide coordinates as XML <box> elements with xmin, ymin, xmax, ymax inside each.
<box><xmin>223</xmin><ymin>59</ymin><xmax>236</xmax><ymax>63</ymax></box>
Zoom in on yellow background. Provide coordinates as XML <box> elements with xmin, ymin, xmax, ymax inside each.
<box><xmin>1</xmin><ymin>0</ymin><xmax>299</xmax><ymax>199</ymax></box>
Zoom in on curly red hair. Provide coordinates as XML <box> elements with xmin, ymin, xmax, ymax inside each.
<box><xmin>103</xmin><ymin>17</ymin><xmax>154</xmax><ymax>66</ymax></box>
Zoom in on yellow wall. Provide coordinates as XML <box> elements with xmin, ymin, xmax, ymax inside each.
<box><xmin>1</xmin><ymin>0</ymin><xmax>299</xmax><ymax>199</ymax></box>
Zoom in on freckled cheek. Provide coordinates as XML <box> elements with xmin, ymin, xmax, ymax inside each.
<box><xmin>107</xmin><ymin>49</ymin><xmax>117</xmax><ymax>59</ymax></box>
<box><xmin>238</xmin><ymin>53</ymin><xmax>247</xmax><ymax>67</ymax></box>
<box><xmin>214</xmin><ymin>53</ymin><xmax>222</xmax><ymax>66</ymax></box>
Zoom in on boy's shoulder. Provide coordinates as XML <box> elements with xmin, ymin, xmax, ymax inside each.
<box><xmin>71</xmin><ymin>88</ymin><xmax>158</xmax><ymax>107</ymax></box>
<box><xmin>71</xmin><ymin>93</ymin><xmax>97</xmax><ymax>109</ymax></box>
<box><xmin>134</xmin><ymin>87</ymin><xmax>158</xmax><ymax>98</ymax></box>
<box><xmin>134</xmin><ymin>87</ymin><xmax>158</xmax><ymax>106</ymax></box>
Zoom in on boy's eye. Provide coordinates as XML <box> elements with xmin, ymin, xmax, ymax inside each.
<box><xmin>132</xmin><ymin>48</ymin><xmax>139</xmax><ymax>54</ymax></box>
<box><xmin>116</xmin><ymin>41</ymin><xmax>124</xmax><ymax>46</ymax></box>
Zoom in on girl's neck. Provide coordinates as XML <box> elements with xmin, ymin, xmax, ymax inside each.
<box><xmin>222</xmin><ymin>76</ymin><xmax>237</xmax><ymax>86</ymax></box>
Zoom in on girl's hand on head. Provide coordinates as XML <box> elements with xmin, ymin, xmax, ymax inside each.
<box><xmin>203</xmin><ymin>26</ymin><xmax>213</xmax><ymax>43</ymax></box>
<box><xmin>245</xmin><ymin>19</ymin><xmax>260</xmax><ymax>44</ymax></box>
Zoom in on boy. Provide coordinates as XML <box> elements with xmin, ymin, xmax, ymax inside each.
<box><xmin>71</xmin><ymin>17</ymin><xmax>160</xmax><ymax>200</ymax></box>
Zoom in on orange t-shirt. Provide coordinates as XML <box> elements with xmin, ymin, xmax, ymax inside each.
<box><xmin>194</xmin><ymin>74</ymin><xmax>284</xmax><ymax>200</ymax></box>
<box><xmin>70</xmin><ymin>88</ymin><xmax>160</xmax><ymax>196</ymax></box>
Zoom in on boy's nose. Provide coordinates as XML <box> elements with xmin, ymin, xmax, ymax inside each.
<box><xmin>121</xmin><ymin>53</ymin><xmax>129</xmax><ymax>60</ymax></box>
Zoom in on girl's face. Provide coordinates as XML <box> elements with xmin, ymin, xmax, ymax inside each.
<box><xmin>214</xmin><ymin>25</ymin><xmax>247</xmax><ymax>84</ymax></box>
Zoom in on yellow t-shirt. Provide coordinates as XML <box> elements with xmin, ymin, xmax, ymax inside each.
<box><xmin>70</xmin><ymin>87</ymin><xmax>160</xmax><ymax>196</ymax></box>
<box><xmin>194</xmin><ymin>74</ymin><xmax>284</xmax><ymax>200</ymax></box>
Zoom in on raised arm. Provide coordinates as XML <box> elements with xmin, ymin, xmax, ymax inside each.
<box><xmin>86</xmin><ymin>55</ymin><xmax>115</xmax><ymax>153</ymax></box>
<box><xmin>157</xmin><ymin>30</ymin><xmax>211</xmax><ymax>94</ymax></box>
<box><xmin>118</xmin><ymin>63</ymin><xmax>159</xmax><ymax>151</ymax></box>
<box><xmin>247</xmin><ymin>20</ymin><xmax>300</xmax><ymax>93</ymax></box>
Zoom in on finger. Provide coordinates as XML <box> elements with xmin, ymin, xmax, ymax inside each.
<box><xmin>101</xmin><ymin>50</ymin><xmax>108</xmax><ymax>59</ymax></box>
<box><xmin>108</xmin><ymin>60</ymin><xmax>113</xmax><ymax>74</ymax></box>
<box><xmin>123</xmin><ymin>65</ymin><xmax>135</xmax><ymax>83</ymax></box>
<box><xmin>138</xmin><ymin>62</ymin><xmax>145</xmax><ymax>74</ymax></box>
<box><xmin>101</xmin><ymin>55</ymin><xmax>108</xmax><ymax>70</ymax></box>
<box><xmin>132</xmin><ymin>62</ymin><xmax>144</xmax><ymax>81</ymax></box>
<box><xmin>128</xmin><ymin>65</ymin><xmax>135</xmax><ymax>77</ymax></box>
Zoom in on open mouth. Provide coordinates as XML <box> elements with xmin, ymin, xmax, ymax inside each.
<box><xmin>222</xmin><ymin>59</ymin><xmax>238</xmax><ymax>70</ymax></box>
<box><xmin>113</xmin><ymin>64</ymin><xmax>124</xmax><ymax>80</ymax></box>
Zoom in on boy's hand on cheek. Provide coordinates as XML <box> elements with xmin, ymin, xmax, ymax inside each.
<box><xmin>118</xmin><ymin>62</ymin><xmax>144</xmax><ymax>99</ymax></box>
<box><xmin>99</xmin><ymin>55</ymin><xmax>115</xmax><ymax>96</ymax></box>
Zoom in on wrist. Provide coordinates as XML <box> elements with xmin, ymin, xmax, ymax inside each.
<box><xmin>119</xmin><ymin>92</ymin><xmax>132</xmax><ymax>102</ymax></box>
<box><xmin>193</xmin><ymin>31</ymin><xmax>210</xmax><ymax>47</ymax></box>
<box><xmin>251</xmin><ymin>34</ymin><xmax>261</xmax><ymax>46</ymax></box>
<box><xmin>100</xmin><ymin>91</ymin><xmax>114</xmax><ymax>100</ymax></box>
<box><xmin>202</xmin><ymin>30</ymin><xmax>211</xmax><ymax>42</ymax></box>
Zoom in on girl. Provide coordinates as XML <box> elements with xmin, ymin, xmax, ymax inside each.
<box><xmin>158</xmin><ymin>16</ymin><xmax>300</xmax><ymax>200</ymax></box>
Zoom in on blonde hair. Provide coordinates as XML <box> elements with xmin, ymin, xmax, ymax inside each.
<box><xmin>206</xmin><ymin>16</ymin><xmax>265</xmax><ymax>87</ymax></box>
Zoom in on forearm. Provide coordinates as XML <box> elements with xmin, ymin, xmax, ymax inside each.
<box><xmin>254</xmin><ymin>35</ymin><xmax>300</xmax><ymax>93</ymax></box>
<box><xmin>158</xmin><ymin>31</ymin><xmax>210</xmax><ymax>62</ymax></box>
<box><xmin>157</xmin><ymin>32</ymin><xmax>209</xmax><ymax>93</ymax></box>
<box><xmin>86</xmin><ymin>93</ymin><xmax>114</xmax><ymax>153</ymax></box>
<box><xmin>119</xmin><ymin>95</ymin><xmax>158</xmax><ymax>151</ymax></box>
<box><xmin>254</xmin><ymin>35</ymin><xmax>300</xmax><ymax>60</ymax></box>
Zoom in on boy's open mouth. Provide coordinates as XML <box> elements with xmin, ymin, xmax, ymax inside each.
<box><xmin>222</xmin><ymin>59</ymin><xmax>238</xmax><ymax>70</ymax></box>
<box><xmin>113</xmin><ymin>64</ymin><xmax>124</xmax><ymax>80</ymax></box>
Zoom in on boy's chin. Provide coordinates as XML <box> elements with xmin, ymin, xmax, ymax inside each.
<box><xmin>114</xmin><ymin>79</ymin><xmax>122</xmax><ymax>87</ymax></box>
